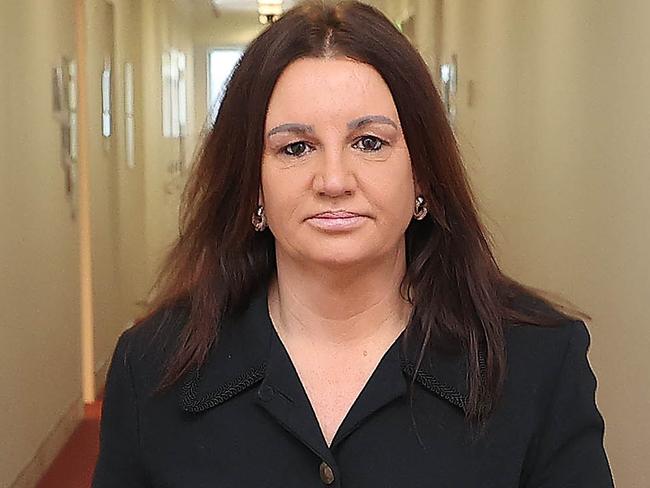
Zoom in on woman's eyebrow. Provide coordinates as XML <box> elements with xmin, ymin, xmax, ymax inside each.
<box><xmin>266</xmin><ymin>114</ymin><xmax>397</xmax><ymax>138</ymax></box>
<box><xmin>347</xmin><ymin>115</ymin><xmax>397</xmax><ymax>131</ymax></box>
<box><xmin>267</xmin><ymin>123</ymin><xmax>314</xmax><ymax>138</ymax></box>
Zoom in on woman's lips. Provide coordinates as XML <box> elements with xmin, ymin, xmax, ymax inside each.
<box><xmin>307</xmin><ymin>211</ymin><xmax>368</xmax><ymax>231</ymax></box>
<box><xmin>312</xmin><ymin>211</ymin><xmax>361</xmax><ymax>219</ymax></box>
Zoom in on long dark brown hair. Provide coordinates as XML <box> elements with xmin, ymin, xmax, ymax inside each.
<box><xmin>140</xmin><ymin>0</ymin><xmax>588</xmax><ymax>428</ymax></box>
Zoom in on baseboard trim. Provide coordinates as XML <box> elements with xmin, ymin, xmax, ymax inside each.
<box><xmin>10</xmin><ymin>339</ymin><xmax>118</xmax><ymax>488</ymax></box>
<box><xmin>10</xmin><ymin>395</ymin><xmax>85</xmax><ymax>488</ymax></box>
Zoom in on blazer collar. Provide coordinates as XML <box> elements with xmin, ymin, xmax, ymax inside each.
<box><xmin>178</xmin><ymin>286</ymin><xmax>471</xmax><ymax>415</ymax></box>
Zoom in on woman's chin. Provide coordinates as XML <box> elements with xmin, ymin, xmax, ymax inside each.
<box><xmin>302</xmin><ymin>248</ymin><xmax>382</xmax><ymax>270</ymax></box>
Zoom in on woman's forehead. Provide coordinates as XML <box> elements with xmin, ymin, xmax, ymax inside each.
<box><xmin>265</xmin><ymin>57</ymin><xmax>399</xmax><ymax>128</ymax></box>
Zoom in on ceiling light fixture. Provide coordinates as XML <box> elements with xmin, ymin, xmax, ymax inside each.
<box><xmin>258</xmin><ymin>0</ymin><xmax>283</xmax><ymax>24</ymax></box>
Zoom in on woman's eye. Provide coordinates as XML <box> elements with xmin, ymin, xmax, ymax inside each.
<box><xmin>354</xmin><ymin>135</ymin><xmax>387</xmax><ymax>152</ymax></box>
<box><xmin>281</xmin><ymin>141</ymin><xmax>311</xmax><ymax>157</ymax></box>
<box><xmin>279</xmin><ymin>136</ymin><xmax>388</xmax><ymax>158</ymax></box>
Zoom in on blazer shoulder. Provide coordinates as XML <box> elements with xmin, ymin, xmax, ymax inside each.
<box><xmin>504</xmin><ymin>317</ymin><xmax>590</xmax><ymax>358</ymax></box>
<box><xmin>503</xmin><ymin>319</ymin><xmax>594</xmax><ymax>400</ymax></box>
<box><xmin>116</xmin><ymin>304</ymin><xmax>190</xmax><ymax>380</ymax></box>
<box><xmin>504</xmin><ymin>289</ymin><xmax>590</xmax><ymax>363</ymax></box>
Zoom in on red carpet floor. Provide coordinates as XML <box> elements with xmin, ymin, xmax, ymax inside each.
<box><xmin>36</xmin><ymin>394</ymin><xmax>103</xmax><ymax>488</ymax></box>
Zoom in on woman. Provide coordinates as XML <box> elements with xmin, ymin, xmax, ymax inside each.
<box><xmin>92</xmin><ymin>1</ymin><xmax>615</xmax><ymax>487</ymax></box>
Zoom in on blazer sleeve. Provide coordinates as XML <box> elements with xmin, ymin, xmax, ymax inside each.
<box><xmin>522</xmin><ymin>320</ymin><xmax>615</xmax><ymax>487</ymax></box>
<box><xmin>92</xmin><ymin>329</ymin><xmax>149</xmax><ymax>487</ymax></box>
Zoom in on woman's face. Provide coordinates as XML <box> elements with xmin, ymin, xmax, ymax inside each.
<box><xmin>261</xmin><ymin>57</ymin><xmax>417</xmax><ymax>269</ymax></box>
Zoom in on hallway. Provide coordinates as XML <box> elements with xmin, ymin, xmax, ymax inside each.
<box><xmin>2</xmin><ymin>0</ymin><xmax>650</xmax><ymax>486</ymax></box>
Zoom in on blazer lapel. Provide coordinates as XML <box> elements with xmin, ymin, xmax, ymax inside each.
<box><xmin>178</xmin><ymin>286</ymin><xmax>472</xmax><ymax>419</ymax></box>
<box><xmin>400</xmin><ymin>341</ymin><xmax>470</xmax><ymax>413</ymax></box>
<box><xmin>178</xmin><ymin>290</ymin><xmax>271</xmax><ymax>413</ymax></box>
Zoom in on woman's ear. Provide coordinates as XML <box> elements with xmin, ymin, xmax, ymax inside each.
<box><xmin>257</xmin><ymin>188</ymin><xmax>264</xmax><ymax>207</ymax></box>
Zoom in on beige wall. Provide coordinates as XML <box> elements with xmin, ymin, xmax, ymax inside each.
<box><xmin>140</xmin><ymin>2</ymin><xmax>264</xmax><ymax>292</ymax></box>
<box><xmin>437</xmin><ymin>0</ymin><xmax>650</xmax><ymax>485</ymax></box>
<box><xmin>140</xmin><ymin>0</ymin><xmax>197</xmax><ymax>288</ymax></box>
<box><xmin>109</xmin><ymin>0</ymin><xmax>149</xmax><ymax>323</ymax></box>
<box><xmin>85</xmin><ymin>0</ymin><xmax>201</xmax><ymax>390</ymax></box>
<box><xmin>0</xmin><ymin>1</ymin><xmax>81</xmax><ymax>486</ymax></box>
<box><xmin>0</xmin><ymin>0</ymin><xmax>198</xmax><ymax>483</ymax></box>
<box><xmin>86</xmin><ymin>0</ymin><xmax>149</xmax><ymax>376</ymax></box>
<box><xmin>85</xmin><ymin>0</ymin><xmax>124</xmax><ymax>378</ymax></box>
<box><xmin>0</xmin><ymin>0</ymin><xmax>152</xmax><ymax>484</ymax></box>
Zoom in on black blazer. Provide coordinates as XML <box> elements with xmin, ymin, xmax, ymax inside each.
<box><xmin>92</xmin><ymin>287</ymin><xmax>615</xmax><ymax>487</ymax></box>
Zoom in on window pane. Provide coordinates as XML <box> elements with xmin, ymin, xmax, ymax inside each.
<box><xmin>208</xmin><ymin>49</ymin><xmax>243</xmax><ymax>122</ymax></box>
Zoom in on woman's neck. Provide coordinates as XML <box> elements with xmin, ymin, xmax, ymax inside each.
<box><xmin>268</xmin><ymin>246</ymin><xmax>412</xmax><ymax>350</ymax></box>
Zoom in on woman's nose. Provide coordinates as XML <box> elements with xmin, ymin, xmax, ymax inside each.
<box><xmin>312</xmin><ymin>150</ymin><xmax>355</xmax><ymax>197</ymax></box>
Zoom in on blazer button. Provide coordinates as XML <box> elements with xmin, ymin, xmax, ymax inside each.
<box><xmin>257</xmin><ymin>385</ymin><xmax>275</xmax><ymax>402</ymax></box>
<box><xmin>319</xmin><ymin>461</ymin><xmax>335</xmax><ymax>485</ymax></box>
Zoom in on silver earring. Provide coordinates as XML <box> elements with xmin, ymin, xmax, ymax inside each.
<box><xmin>252</xmin><ymin>205</ymin><xmax>268</xmax><ymax>231</ymax></box>
<box><xmin>413</xmin><ymin>196</ymin><xmax>428</xmax><ymax>221</ymax></box>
